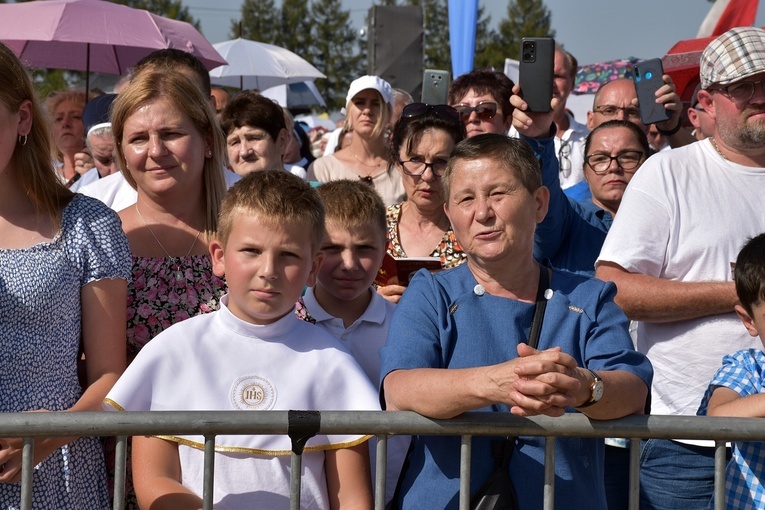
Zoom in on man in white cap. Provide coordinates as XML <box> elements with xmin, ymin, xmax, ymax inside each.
<box><xmin>596</xmin><ymin>27</ymin><xmax>765</xmax><ymax>509</ymax></box>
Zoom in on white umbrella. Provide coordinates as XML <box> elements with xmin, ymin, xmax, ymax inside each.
<box><xmin>209</xmin><ymin>38</ymin><xmax>325</xmax><ymax>90</ymax></box>
<box><xmin>260</xmin><ymin>80</ymin><xmax>326</xmax><ymax>108</ymax></box>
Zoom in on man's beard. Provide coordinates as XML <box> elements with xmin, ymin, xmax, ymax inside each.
<box><xmin>719</xmin><ymin>107</ymin><xmax>765</xmax><ymax>149</ymax></box>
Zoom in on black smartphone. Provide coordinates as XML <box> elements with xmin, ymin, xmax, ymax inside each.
<box><xmin>633</xmin><ymin>58</ymin><xmax>671</xmax><ymax>125</ymax></box>
<box><xmin>519</xmin><ymin>37</ymin><xmax>554</xmax><ymax>113</ymax></box>
<box><xmin>421</xmin><ymin>69</ymin><xmax>451</xmax><ymax>105</ymax></box>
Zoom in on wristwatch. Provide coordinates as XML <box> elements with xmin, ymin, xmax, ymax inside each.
<box><xmin>577</xmin><ymin>369</ymin><xmax>604</xmax><ymax>408</ymax></box>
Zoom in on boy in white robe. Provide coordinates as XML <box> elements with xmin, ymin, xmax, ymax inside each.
<box><xmin>105</xmin><ymin>170</ymin><xmax>377</xmax><ymax>510</ymax></box>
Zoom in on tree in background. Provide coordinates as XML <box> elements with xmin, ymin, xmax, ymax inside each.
<box><xmin>406</xmin><ymin>0</ymin><xmax>450</xmax><ymax>70</ymax></box>
<box><xmin>115</xmin><ymin>0</ymin><xmax>201</xmax><ymax>30</ymax></box>
<box><xmin>235</xmin><ymin>0</ymin><xmax>280</xmax><ymax>42</ymax></box>
<box><xmin>276</xmin><ymin>0</ymin><xmax>315</xmax><ymax>64</ymax></box>
<box><xmin>311</xmin><ymin>0</ymin><xmax>364</xmax><ymax>110</ymax></box>
<box><xmin>494</xmin><ymin>0</ymin><xmax>555</xmax><ymax>62</ymax></box>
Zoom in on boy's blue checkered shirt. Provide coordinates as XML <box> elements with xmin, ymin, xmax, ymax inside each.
<box><xmin>698</xmin><ymin>348</ymin><xmax>765</xmax><ymax>510</ymax></box>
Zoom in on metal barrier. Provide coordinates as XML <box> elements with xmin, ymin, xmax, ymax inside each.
<box><xmin>1</xmin><ymin>410</ymin><xmax>761</xmax><ymax>510</ymax></box>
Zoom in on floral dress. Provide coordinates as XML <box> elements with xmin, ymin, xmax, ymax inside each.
<box><xmin>126</xmin><ymin>255</ymin><xmax>227</xmax><ymax>361</ymax></box>
<box><xmin>0</xmin><ymin>194</ymin><xmax>131</xmax><ymax>509</ymax></box>
<box><xmin>385</xmin><ymin>202</ymin><xmax>467</xmax><ymax>269</ymax></box>
<box><xmin>114</xmin><ymin>254</ymin><xmax>227</xmax><ymax>509</ymax></box>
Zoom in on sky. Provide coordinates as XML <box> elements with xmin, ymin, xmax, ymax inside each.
<box><xmin>185</xmin><ymin>0</ymin><xmax>765</xmax><ymax>66</ymax></box>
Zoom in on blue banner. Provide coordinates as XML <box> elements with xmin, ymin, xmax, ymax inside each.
<box><xmin>448</xmin><ymin>0</ymin><xmax>479</xmax><ymax>78</ymax></box>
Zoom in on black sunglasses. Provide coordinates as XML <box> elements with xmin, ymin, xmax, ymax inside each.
<box><xmin>401</xmin><ymin>103</ymin><xmax>461</xmax><ymax>124</ymax></box>
<box><xmin>453</xmin><ymin>101</ymin><xmax>498</xmax><ymax>121</ymax></box>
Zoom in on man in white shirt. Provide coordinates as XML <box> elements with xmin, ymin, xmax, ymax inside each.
<box><xmin>596</xmin><ymin>27</ymin><xmax>765</xmax><ymax>510</ymax></box>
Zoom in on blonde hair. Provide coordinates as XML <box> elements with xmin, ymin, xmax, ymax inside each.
<box><xmin>0</xmin><ymin>42</ymin><xmax>72</xmax><ymax>218</ymax></box>
<box><xmin>217</xmin><ymin>170</ymin><xmax>325</xmax><ymax>253</ymax></box>
<box><xmin>344</xmin><ymin>89</ymin><xmax>392</xmax><ymax>139</ymax></box>
<box><xmin>111</xmin><ymin>70</ymin><xmax>227</xmax><ymax>238</ymax></box>
<box><xmin>316</xmin><ymin>180</ymin><xmax>386</xmax><ymax>242</ymax></box>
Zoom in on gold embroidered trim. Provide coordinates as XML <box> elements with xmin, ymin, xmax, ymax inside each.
<box><xmin>100</xmin><ymin>401</ymin><xmax>372</xmax><ymax>456</ymax></box>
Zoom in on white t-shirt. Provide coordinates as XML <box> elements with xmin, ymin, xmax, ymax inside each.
<box><xmin>597</xmin><ymin>139</ymin><xmax>764</xmax><ymax>417</ymax></box>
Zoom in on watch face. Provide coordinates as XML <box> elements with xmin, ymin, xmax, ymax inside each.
<box><xmin>592</xmin><ymin>380</ymin><xmax>605</xmax><ymax>402</ymax></box>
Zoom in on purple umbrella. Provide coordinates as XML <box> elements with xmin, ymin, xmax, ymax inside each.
<box><xmin>0</xmin><ymin>0</ymin><xmax>226</xmax><ymax>94</ymax></box>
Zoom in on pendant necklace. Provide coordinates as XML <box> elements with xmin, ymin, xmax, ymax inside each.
<box><xmin>135</xmin><ymin>204</ymin><xmax>201</xmax><ymax>281</ymax></box>
<box><xmin>351</xmin><ymin>151</ymin><xmax>383</xmax><ymax>184</ymax></box>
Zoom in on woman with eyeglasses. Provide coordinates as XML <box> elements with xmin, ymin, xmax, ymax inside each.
<box><xmin>376</xmin><ymin>103</ymin><xmax>467</xmax><ymax>304</ymax></box>
<box><xmin>308</xmin><ymin>75</ymin><xmax>406</xmax><ymax>206</ymax></box>
<box><xmin>513</xmin><ymin>79</ymin><xmax>649</xmax><ymax>277</ymax></box>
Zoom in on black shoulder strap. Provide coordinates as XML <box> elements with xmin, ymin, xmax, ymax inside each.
<box><xmin>527</xmin><ymin>265</ymin><xmax>550</xmax><ymax>349</ymax></box>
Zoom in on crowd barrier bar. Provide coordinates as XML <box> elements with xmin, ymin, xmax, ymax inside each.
<box><xmin>1</xmin><ymin>410</ymin><xmax>758</xmax><ymax>510</ymax></box>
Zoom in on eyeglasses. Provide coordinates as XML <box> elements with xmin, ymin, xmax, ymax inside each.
<box><xmin>585</xmin><ymin>150</ymin><xmax>644</xmax><ymax>174</ymax></box>
<box><xmin>402</xmin><ymin>103</ymin><xmax>461</xmax><ymax>124</ymax></box>
<box><xmin>558</xmin><ymin>139</ymin><xmax>572</xmax><ymax>178</ymax></box>
<box><xmin>453</xmin><ymin>101</ymin><xmax>498</xmax><ymax>122</ymax></box>
<box><xmin>397</xmin><ymin>157</ymin><xmax>448</xmax><ymax>177</ymax></box>
<box><xmin>712</xmin><ymin>78</ymin><xmax>765</xmax><ymax>102</ymax></box>
<box><xmin>593</xmin><ymin>105</ymin><xmax>641</xmax><ymax>119</ymax></box>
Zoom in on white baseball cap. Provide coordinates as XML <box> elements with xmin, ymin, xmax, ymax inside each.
<box><xmin>345</xmin><ymin>75</ymin><xmax>394</xmax><ymax>108</ymax></box>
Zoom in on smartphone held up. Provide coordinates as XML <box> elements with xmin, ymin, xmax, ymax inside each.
<box><xmin>519</xmin><ymin>37</ymin><xmax>555</xmax><ymax>113</ymax></box>
<box><xmin>633</xmin><ymin>58</ymin><xmax>672</xmax><ymax>125</ymax></box>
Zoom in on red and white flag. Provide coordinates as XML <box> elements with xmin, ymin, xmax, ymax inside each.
<box><xmin>697</xmin><ymin>0</ymin><xmax>758</xmax><ymax>37</ymax></box>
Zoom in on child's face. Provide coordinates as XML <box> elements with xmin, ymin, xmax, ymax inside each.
<box><xmin>315</xmin><ymin>220</ymin><xmax>386</xmax><ymax>302</ymax></box>
<box><xmin>736</xmin><ymin>301</ymin><xmax>765</xmax><ymax>346</ymax></box>
<box><xmin>210</xmin><ymin>214</ymin><xmax>322</xmax><ymax>325</ymax></box>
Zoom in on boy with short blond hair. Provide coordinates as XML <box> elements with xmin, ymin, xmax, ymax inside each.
<box><xmin>698</xmin><ymin>232</ymin><xmax>765</xmax><ymax>509</ymax></box>
<box><xmin>300</xmin><ymin>179</ymin><xmax>406</xmax><ymax>503</ymax></box>
<box><xmin>301</xmin><ymin>179</ymin><xmax>391</xmax><ymax>382</ymax></box>
<box><xmin>105</xmin><ymin>171</ymin><xmax>377</xmax><ymax>510</ymax></box>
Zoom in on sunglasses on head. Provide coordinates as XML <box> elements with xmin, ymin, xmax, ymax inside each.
<box><xmin>453</xmin><ymin>101</ymin><xmax>498</xmax><ymax>122</ymax></box>
<box><xmin>401</xmin><ymin>103</ymin><xmax>461</xmax><ymax>124</ymax></box>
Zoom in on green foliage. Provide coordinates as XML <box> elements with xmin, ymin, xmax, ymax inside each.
<box><xmin>277</xmin><ymin>0</ymin><xmax>315</xmax><ymax>62</ymax></box>
<box><xmin>474</xmin><ymin>7</ymin><xmax>504</xmax><ymax>70</ymax></box>
<box><xmin>310</xmin><ymin>0</ymin><xmax>364</xmax><ymax>110</ymax></box>
<box><xmin>496</xmin><ymin>0</ymin><xmax>555</xmax><ymax>61</ymax></box>
<box><xmin>234</xmin><ymin>0</ymin><xmax>279</xmax><ymax>42</ymax></box>
<box><xmin>405</xmin><ymin>0</ymin><xmax>450</xmax><ymax>70</ymax></box>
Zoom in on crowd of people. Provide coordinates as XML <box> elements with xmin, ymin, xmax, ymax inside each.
<box><xmin>3</xmin><ymin>22</ymin><xmax>765</xmax><ymax>510</ymax></box>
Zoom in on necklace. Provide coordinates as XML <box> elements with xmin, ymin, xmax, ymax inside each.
<box><xmin>351</xmin><ymin>151</ymin><xmax>383</xmax><ymax>168</ymax></box>
<box><xmin>709</xmin><ymin>137</ymin><xmax>729</xmax><ymax>161</ymax></box>
<box><xmin>135</xmin><ymin>204</ymin><xmax>201</xmax><ymax>281</ymax></box>
<box><xmin>351</xmin><ymin>152</ymin><xmax>385</xmax><ymax>184</ymax></box>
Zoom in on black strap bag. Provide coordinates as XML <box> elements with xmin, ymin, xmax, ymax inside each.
<box><xmin>469</xmin><ymin>266</ymin><xmax>550</xmax><ymax>510</ymax></box>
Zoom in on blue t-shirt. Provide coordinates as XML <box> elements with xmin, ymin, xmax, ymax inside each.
<box><xmin>380</xmin><ymin>263</ymin><xmax>652</xmax><ymax>510</ymax></box>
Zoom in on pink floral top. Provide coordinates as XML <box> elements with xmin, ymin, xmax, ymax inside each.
<box><xmin>126</xmin><ymin>255</ymin><xmax>227</xmax><ymax>361</ymax></box>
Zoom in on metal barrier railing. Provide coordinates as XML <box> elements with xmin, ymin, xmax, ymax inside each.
<box><xmin>1</xmin><ymin>411</ymin><xmax>760</xmax><ymax>510</ymax></box>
